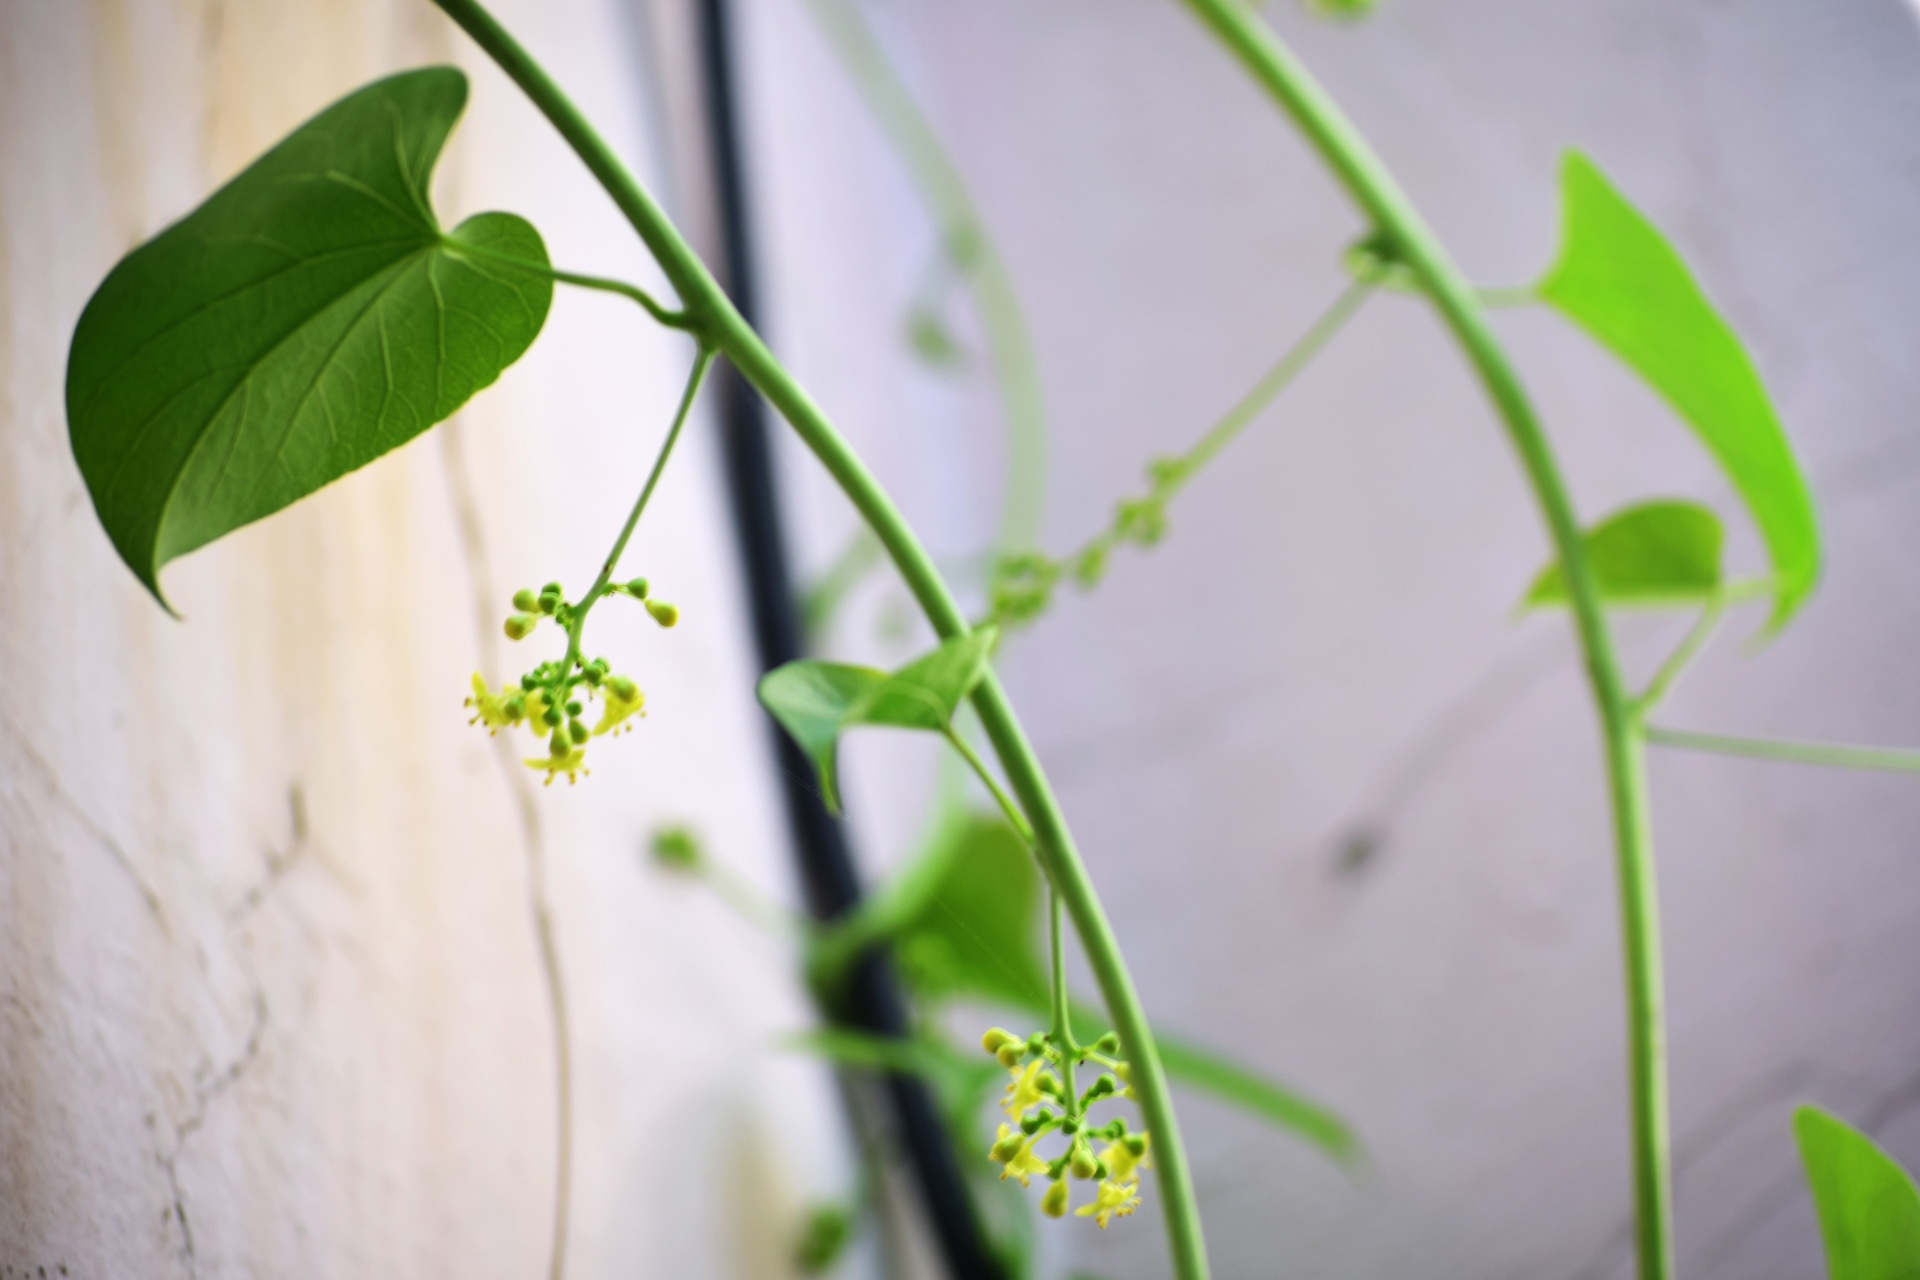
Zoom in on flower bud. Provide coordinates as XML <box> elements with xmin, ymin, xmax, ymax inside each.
<box><xmin>549</xmin><ymin>730</ymin><xmax>569</xmax><ymax>758</ymax></box>
<box><xmin>569</xmin><ymin>718</ymin><xmax>589</xmax><ymax>744</ymax></box>
<box><xmin>1093</xmin><ymin>1032</ymin><xmax>1120</xmax><ymax>1055</ymax></box>
<box><xmin>982</xmin><ymin>1028</ymin><xmax>1018</xmax><ymax>1056</ymax></box>
<box><xmin>1123</xmin><ymin>1133</ymin><xmax>1148</xmax><ymax>1158</ymax></box>
<box><xmin>521</xmin><ymin>672</ymin><xmax>539</xmax><ymax>692</ymax></box>
<box><xmin>543</xmin><ymin>706</ymin><xmax>562</xmax><ymax>727</ymax></box>
<box><xmin>1036</xmin><ymin>1074</ymin><xmax>1061</xmax><ymax>1098</ymax></box>
<box><xmin>610</xmin><ymin>676</ymin><xmax>638</xmax><ymax>702</ymax></box>
<box><xmin>1070</xmin><ymin>1142</ymin><xmax>1098</xmax><ymax>1181</ymax></box>
<box><xmin>504</xmin><ymin>614</ymin><xmax>537</xmax><ymax>641</ymax></box>
<box><xmin>565</xmin><ymin>700</ymin><xmax>583</xmax><ymax>716</ymax></box>
<box><xmin>504</xmin><ymin>696</ymin><xmax>525</xmax><ymax>721</ymax></box>
<box><xmin>625</xmin><ymin>577</ymin><xmax>649</xmax><ymax>599</ymax></box>
<box><xmin>650</xmin><ymin>826</ymin><xmax>702</xmax><ymax>872</ymax></box>
<box><xmin>512</xmin><ymin>588</ymin><xmax>539</xmax><ymax>612</ymax></box>
<box><xmin>996</xmin><ymin>1043</ymin><xmax>1024</xmax><ymax>1069</ymax></box>
<box><xmin>990</xmin><ymin>1130</ymin><xmax>1027</xmax><ymax>1164</ymax></box>
<box><xmin>583</xmin><ymin>667</ymin><xmax>603</xmax><ymax>687</ymax></box>
<box><xmin>1060</xmin><ymin>1116</ymin><xmax>1079</xmax><ymax>1136</ymax></box>
<box><xmin>542</xmin><ymin>582</ymin><xmax>562</xmax><ymax>594</ymax></box>
<box><xmin>1040</xmin><ymin>1179</ymin><xmax>1069</xmax><ymax>1218</ymax></box>
<box><xmin>538</xmin><ymin>591</ymin><xmax>560</xmax><ymax>615</ymax></box>
<box><xmin>1027</xmin><ymin>1033</ymin><xmax>1047</xmax><ymax>1055</ymax></box>
<box><xmin>1019</xmin><ymin>1108</ymin><xmax>1053</xmax><ymax>1135</ymax></box>
<box><xmin>646</xmin><ymin>599</ymin><xmax>679</xmax><ymax>628</ymax></box>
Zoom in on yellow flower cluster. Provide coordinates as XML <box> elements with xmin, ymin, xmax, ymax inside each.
<box><xmin>980</xmin><ymin>1027</ymin><xmax>1150</xmax><ymax>1229</ymax></box>
<box><xmin>465</xmin><ymin>664</ymin><xmax>646</xmax><ymax>786</ymax></box>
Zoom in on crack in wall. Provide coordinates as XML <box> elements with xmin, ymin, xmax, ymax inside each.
<box><xmin>151</xmin><ymin>784</ymin><xmax>308</xmax><ymax>1279</ymax></box>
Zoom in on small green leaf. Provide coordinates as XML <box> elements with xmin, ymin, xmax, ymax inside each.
<box><xmin>757</xmin><ymin>629</ymin><xmax>998</xmax><ymax>812</ymax></box>
<box><xmin>848</xmin><ymin>627</ymin><xmax>998</xmax><ymax>733</ymax></box>
<box><xmin>1539</xmin><ymin>152</ymin><xmax>1819</xmax><ymax>631</ymax></box>
<box><xmin>66</xmin><ymin>67</ymin><xmax>553</xmax><ymax>607</ymax></box>
<box><xmin>756</xmin><ymin>661</ymin><xmax>885</xmax><ymax>811</ymax></box>
<box><xmin>1795</xmin><ymin>1105</ymin><xmax>1920</xmax><ymax>1280</ymax></box>
<box><xmin>1523</xmin><ymin>499</ymin><xmax>1723</xmax><ymax>610</ymax></box>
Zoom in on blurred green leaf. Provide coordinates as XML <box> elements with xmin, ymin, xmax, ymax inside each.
<box><xmin>1155</xmin><ymin>1038</ymin><xmax>1360</xmax><ymax>1164</ymax></box>
<box><xmin>757</xmin><ymin>661</ymin><xmax>884</xmax><ymax>811</ymax></box>
<box><xmin>892</xmin><ymin>811</ymin><xmax>1049</xmax><ymax>1010</ymax></box>
<box><xmin>1795</xmin><ymin>1105</ymin><xmax>1920</xmax><ymax>1280</ymax></box>
<box><xmin>875</xmin><ymin>809</ymin><xmax>1360</xmax><ymax>1162</ymax></box>
<box><xmin>1523</xmin><ymin>499</ymin><xmax>1723</xmax><ymax>610</ymax></box>
<box><xmin>1539</xmin><ymin>152</ymin><xmax>1818</xmax><ymax>631</ymax></box>
<box><xmin>852</xmin><ymin>627</ymin><xmax>999</xmax><ymax>732</ymax></box>
<box><xmin>66</xmin><ymin>67</ymin><xmax>552</xmax><ymax>608</ymax></box>
<box><xmin>758</xmin><ymin>630</ymin><xmax>998</xmax><ymax>812</ymax></box>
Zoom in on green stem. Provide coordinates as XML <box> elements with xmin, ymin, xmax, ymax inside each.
<box><xmin>802</xmin><ymin>0</ymin><xmax>1048</xmax><ymax>549</ymax></box>
<box><xmin>1176</xmin><ymin>4</ymin><xmax>1671</xmax><ymax>1276</ymax></box>
<box><xmin>440</xmin><ymin>233</ymin><xmax>692</xmax><ymax>327</ymax></box>
<box><xmin>942</xmin><ymin>724</ymin><xmax>1035</xmax><ymax>844</ymax></box>
<box><xmin>1179</xmin><ymin>280</ymin><xmax>1370</xmax><ymax>480</ymax></box>
<box><xmin>426</xmin><ymin>2</ymin><xmax>1210</xmax><ymax>1274</ymax></box>
<box><xmin>1646</xmin><ymin>726</ymin><xmax>1920</xmax><ymax>773</ymax></box>
<box><xmin>563</xmin><ymin>346</ymin><xmax>713</xmax><ymax>666</ymax></box>
<box><xmin>1634</xmin><ymin>594</ymin><xmax>1725</xmax><ymax>715</ymax></box>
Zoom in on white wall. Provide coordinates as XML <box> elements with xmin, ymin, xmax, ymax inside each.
<box><xmin>733</xmin><ymin>1</ymin><xmax>1920</xmax><ymax>1278</ymax></box>
<box><xmin>0</xmin><ymin>2</ymin><xmax>846</xmax><ymax>1277</ymax></box>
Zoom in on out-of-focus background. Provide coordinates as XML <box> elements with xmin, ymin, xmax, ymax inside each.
<box><xmin>4</xmin><ymin>2</ymin><xmax>1919</xmax><ymax>1279</ymax></box>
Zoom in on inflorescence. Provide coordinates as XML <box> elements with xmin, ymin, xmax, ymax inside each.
<box><xmin>981</xmin><ymin>1025</ymin><xmax>1150</xmax><ymax>1228</ymax></box>
<box><xmin>464</xmin><ymin>576</ymin><xmax>677</xmax><ymax>784</ymax></box>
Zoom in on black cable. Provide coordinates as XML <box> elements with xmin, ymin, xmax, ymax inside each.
<box><xmin>690</xmin><ymin>1</ymin><xmax>1005</xmax><ymax>1275</ymax></box>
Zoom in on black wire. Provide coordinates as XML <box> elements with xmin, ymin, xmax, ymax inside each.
<box><xmin>690</xmin><ymin>1</ymin><xmax>1005</xmax><ymax>1275</ymax></box>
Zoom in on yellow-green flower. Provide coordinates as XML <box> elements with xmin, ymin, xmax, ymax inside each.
<box><xmin>465</xmin><ymin>673</ymin><xmax>522</xmax><ymax>734</ymax></box>
<box><xmin>1075</xmin><ymin>1178</ymin><xmax>1139</xmax><ymax>1229</ymax></box>
<box><xmin>1002</xmin><ymin>1058</ymin><xmax>1051</xmax><ymax>1121</ymax></box>
<box><xmin>989</xmin><ymin>1124</ymin><xmax>1050</xmax><ymax>1187</ymax></box>
<box><xmin>1100</xmin><ymin>1134</ymin><xmax>1149</xmax><ymax>1184</ymax></box>
<box><xmin>1040</xmin><ymin>1177</ymin><xmax>1069</xmax><ymax>1219</ymax></box>
<box><xmin>593</xmin><ymin>676</ymin><xmax>645</xmax><ymax>737</ymax></box>
<box><xmin>525</xmin><ymin>745</ymin><xmax>589</xmax><ymax>785</ymax></box>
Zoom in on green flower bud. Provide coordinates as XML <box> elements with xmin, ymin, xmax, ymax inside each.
<box><xmin>569</xmin><ymin>718</ymin><xmax>589</xmax><ymax>744</ymax></box>
<box><xmin>512</xmin><ymin>588</ymin><xmax>539</xmax><ymax>612</ymax></box>
<box><xmin>538</xmin><ymin>590</ymin><xmax>560</xmax><ymax>615</ymax></box>
<box><xmin>981</xmin><ymin>1027</ymin><xmax>1019</xmax><ymax>1056</ymax></box>
<box><xmin>583</xmin><ymin>667</ymin><xmax>603</xmax><ymax>687</ymax></box>
<box><xmin>1093</xmin><ymin>1158</ymin><xmax>1110</xmax><ymax>1182</ymax></box>
<box><xmin>609</xmin><ymin>676</ymin><xmax>638</xmax><ymax>702</ymax></box>
<box><xmin>996</xmin><ymin>1043</ymin><xmax>1024</xmax><ymax>1069</ymax></box>
<box><xmin>650</xmin><ymin>826</ymin><xmax>702</xmax><ymax>872</ymax></box>
<box><xmin>1036</xmin><ymin>1074</ymin><xmax>1061</xmax><ymax>1098</ymax></box>
<box><xmin>1040</xmin><ymin>1178</ymin><xmax>1069</xmax><ymax>1219</ymax></box>
<box><xmin>504</xmin><ymin>614</ymin><xmax>537</xmax><ymax>641</ymax></box>
<box><xmin>1027</xmin><ymin>1033</ymin><xmax>1047</xmax><ymax>1055</ymax></box>
<box><xmin>1019</xmin><ymin>1108</ymin><xmax>1053</xmax><ymax>1135</ymax></box>
<box><xmin>625</xmin><ymin>577</ymin><xmax>649</xmax><ymax>599</ymax></box>
<box><xmin>1123</xmin><ymin>1133</ymin><xmax>1148</xmax><ymax>1158</ymax></box>
<box><xmin>990</xmin><ymin>1130</ymin><xmax>1027</xmax><ymax>1164</ymax></box>
<box><xmin>521</xmin><ymin>673</ymin><xmax>539</xmax><ymax>692</ymax></box>
<box><xmin>543</xmin><ymin>706</ymin><xmax>562</xmax><ymax>727</ymax></box>
<box><xmin>504</xmin><ymin>696</ymin><xmax>526</xmax><ymax>720</ymax></box>
<box><xmin>565</xmin><ymin>700</ymin><xmax>583</xmax><ymax>716</ymax></box>
<box><xmin>542</xmin><ymin>582</ymin><xmax>562</xmax><ymax>594</ymax></box>
<box><xmin>1060</xmin><ymin>1116</ymin><xmax>1079</xmax><ymax>1136</ymax></box>
<box><xmin>550</xmin><ymin>730</ymin><xmax>569</xmax><ymax>758</ymax></box>
<box><xmin>1093</xmin><ymin>1032</ymin><xmax>1121</xmax><ymax>1055</ymax></box>
<box><xmin>645</xmin><ymin>599</ymin><xmax>679</xmax><ymax>628</ymax></box>
<box><xmin>1070</xmin><ymin>1142</ymin><xmax>1098</xmax><ymax>1181</ymax></box>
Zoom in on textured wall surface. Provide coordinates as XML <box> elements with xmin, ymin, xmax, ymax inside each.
<box><xmin>733</xmin><ymin>2</ymin><xmax>1920</xmax><ymax>1278</ymax></box>
<box><xmin>0</xmin><ymin>2</ymin><xmax>846</xmax><ymax>1277</ymax></box>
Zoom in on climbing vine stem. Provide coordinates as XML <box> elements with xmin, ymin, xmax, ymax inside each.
<box><xmin>425</xmin><ymin>0</ymin><xmax>1211</xmax><ymax>1275</ymax></box>
<box><xmin>1174</xmin><ymin>3</ymin><xmax>1672</xmax><ymax>1276</ymax></box>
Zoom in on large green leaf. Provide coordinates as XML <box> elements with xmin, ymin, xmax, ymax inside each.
<box><xmin>758</xmin><ymin>629</ymin><xmax>998</xmax><ymax>811</ymax></box>
<box><xmin>1795</xmin><ymin>1105</ymin><xmax>1920</xmax><ymax>1280</ymax></box>
<box><xmin>66</xmin><ymin>67</ymin><xmax>552</xmax><ymax>606</ymax></box>
<box><xmin>1539</xmin><ymin>152</ymin><xmax>1819</xmax><ymax>631</ymax></box>
<box><xmin>1523</xmin><ymin>499</ymin><xmax>1723</xmax><ymax>610</ymax></box>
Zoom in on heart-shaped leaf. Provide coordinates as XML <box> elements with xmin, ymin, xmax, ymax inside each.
<box><xmin>1523</xmin><ymin>499</ymin><xmax>1723</xmax><ymax>610</ymax></box>
<box><xmin>1539</xmin><ymin>153</ymin><xmax>1819</xmax><ymax>631</ymax></box>
<box><xmin>1795</xmin><ymin>1105</ymin><xmax>1920</xmax><ymax>1280</ymax></box>
<box><xmin>758</xmin><ymin>629</ymin><xmax>998</xmax><ymax>810</ymax></box>
<box><xmin>66</xmin><ymin>66</ymin><xmax>553</xmax><ymax>607</ymax></box>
